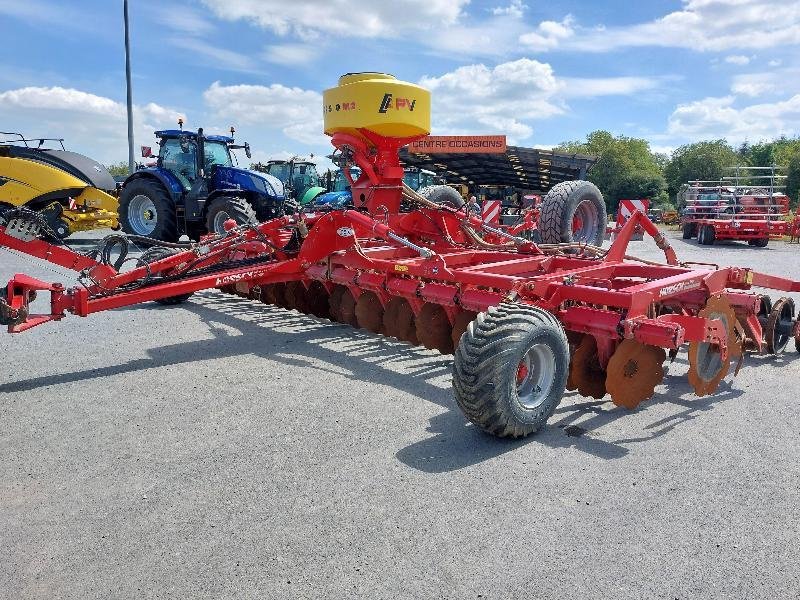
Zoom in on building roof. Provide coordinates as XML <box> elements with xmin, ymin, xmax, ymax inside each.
<box><xmin>399</xmin><ymin>145</ymin><xmax>596</xmax><ymax>193</ymax></box>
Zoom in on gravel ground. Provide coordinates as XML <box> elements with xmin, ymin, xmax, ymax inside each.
<box><xmin>1</xmin><ymin>229</ymin><xmax>799</xmax><ymax>599</ymax></box>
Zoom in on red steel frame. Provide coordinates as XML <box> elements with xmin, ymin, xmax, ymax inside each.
<box><xmin>3</xmin><ymin>129</ymin><xmax>800</xmax><ymax>372</ymax></box>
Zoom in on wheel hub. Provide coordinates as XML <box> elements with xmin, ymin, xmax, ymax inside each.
<box><xmin>517</xmin><ymin>343</ymin><xmax>556</xmax><ymax>409</ymax></box>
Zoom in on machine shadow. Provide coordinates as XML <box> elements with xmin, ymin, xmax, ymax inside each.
<box><xmin>0</xmin><ymin>291</ymin><xmax>761</xmax><ymax>473</ymax></box>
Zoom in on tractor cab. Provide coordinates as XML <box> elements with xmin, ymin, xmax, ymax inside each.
<box><xmin>258</xmin><ymin>159</ymin><xmax>326</xmax><ymax>205</ymax></box>
<box><xmin>402</xmin><ymin>167</ymin><xmax>443</xmax><ymax>191</ymax></box>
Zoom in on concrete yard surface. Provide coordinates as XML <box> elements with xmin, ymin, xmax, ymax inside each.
<box><xmin>1</xmin><ymin>230</ymin><xmax>799</xmax><ymax>599</ymax></box>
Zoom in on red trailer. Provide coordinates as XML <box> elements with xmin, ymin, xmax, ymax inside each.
<box><xmin>680</xmin><ymin>167</ymin><xmax>789</xmax><ymax>247</ymax></box>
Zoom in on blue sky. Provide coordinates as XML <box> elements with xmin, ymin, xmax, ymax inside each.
<box><xmin>1</xmin><ymin>0</ymin><xmax>798</xmax><ymax>167</ymax></box>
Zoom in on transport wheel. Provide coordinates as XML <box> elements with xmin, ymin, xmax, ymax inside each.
<box><xmin>751</xmin><ymin>237</ymin><xmax>769</xmax><ymax>248</ymax></box>
<box><xmin>205</xmin><ymin>196</ymin><xmax>259</xmax><ymax>236</ymax></box>
<box><xmin>539</xmin><ymin>180</ymin><xmax>607</xmax><ymax>246</ymax></box>
<box><xmin>765</xmin><ymin>297</ymin><xmax>795</xmax><ymax>354</ymax></box>
<box><xmin>700</xmin><ymin>225</ymin><xmax>716</xmax><ymax>245</ymax></box>
<box><xmin>682</xmin><ymin>223</ymin><xmax>696</xmax><ymax>239</ymax></box>
<box><xmin>453</xmin><ymin>303</ymin><xmax>569</xmax><ymax>438</ymax></box>
<box><xmin>119</xmin><ymin>179</ymin><xmax>178</xmax><ymax>242</ymax></box>
<box><xmin>418</xmin><ymin>185</ymin><xmax>465</xmax><ymax>209</ymax></box>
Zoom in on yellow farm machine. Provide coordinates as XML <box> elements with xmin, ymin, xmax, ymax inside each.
<box><xmin>0</xmin><ymin>133</ymin><xmax>118</xmax><ymax>239</ymax></box>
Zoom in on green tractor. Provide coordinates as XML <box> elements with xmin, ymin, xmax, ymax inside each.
<box><xmin>253</xmin><ymin>158</ymin><xmax>326</xmax><ymax>206</ymax></box>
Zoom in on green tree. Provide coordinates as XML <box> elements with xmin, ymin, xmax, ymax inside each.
<box><xmin>105</xmin><ymin>161</ymin><xmax>130</xmax><ymax>177</ymax></box>
<box><xmin>556</xmin><ymin>130</ymin><xmax>666</xmax><ymax>213</ymax></box>
<box><xmin>663</xmin><ymin>140</ymin><xmax>739</xmax><ymax>201</ymax></box>
<box><xmin>787</xmin><ymin>154</ymin><xmax>800</xmax><ymax>209</ymax></box>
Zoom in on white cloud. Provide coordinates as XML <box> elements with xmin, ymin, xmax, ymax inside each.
<box><xmin>0</xmin><ymin>86</ymin><xmax>184</xmax><ymax>164</ymax></box>
<box><xmin>153</xmin><ymin>5</ymin><xmax>215</xmax><ymax>35</ymax></box>
<box><xmin>526</xmin><ymin>1</ymin><xmax>800</xmax><ymax>53</ymax></box>
<box><xmin>492</xmin><ymin>0</ymin><xmax>527</xmax><ymax>18</ymax></box>
<box><xmin>169</xmin><ymin>37</ymin><xmax>257</xmax><ymax>72</ymax></box>
<box><xmin>724</xmin><ymin>55</ymin><xmax>750</xmax><ymax>65</ymax></box>
<box><xmin>519</xmin><ymin>16</ymin><xmax>575</xmax><ymax>51</ymax></box>
<box><xmin>730</xmin><ymin>67</ymin><xmax>800</xmax><ymax>98</ymax></box>
<box><xmin>419</xmin><ymin>59</ymin><xmax>663</xmax><ymax>143</ymax></box>
<box><xmin>559</xmin><ymin>76</ymin><xmax>659</xmax><ymax>98</ymax></box>
<box><xmin>768</xmin><ymin>59</ymin><xmax>782</xmax><ymax>67</ymax></box>
<box><xmin>420</xmin><ymin>59</ymin><xmax>562</xmax><ymax>143</ymax></box>
<box><xmin>203</xmin><ymin>81</ymin><xmax>326</xmax><ymax>147</ymax></box>
<box><xmin>668</xmin><ymin>94</ymin><xmax>800</xmax><ymax>142</ymax></box>
<box><xmin>263</xmin><ymin>44</ymin><xmax>319</xmax><ymax>66</ymax></box>
<box><xmin>200</xmin><ymin>0</ymin><xmax>468</xmax><ymax>39</ymax></box>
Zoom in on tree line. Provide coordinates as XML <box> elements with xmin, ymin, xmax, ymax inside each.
<box><xmin>556</xmin><ymin>131</ymin><xmax>800</xmax><ymax>213</ymax></box>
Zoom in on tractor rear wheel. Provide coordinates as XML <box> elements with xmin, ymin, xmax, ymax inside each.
<box><xmin>205</xmin><ymin>196</ymin><xmax>259</xmax><ymax>236</ymax></box>
<box><xmin>453</xmin><ymin>303</ymin><xmax>569</xmax><ymax>438</ymax></box>
<box><xmin>539</xmin><ymin>180</ymin><xmax>607</xmax><ymax>246</ymax></box>
<box><xmin>418</xmin><ymin>185</ymin><xmax>465</xmax><ymax>209</ymax></box>
<box><xmin>119</xmin><ymin>179</ymin><xmax>178</xmax><ymax>242</ymax></box>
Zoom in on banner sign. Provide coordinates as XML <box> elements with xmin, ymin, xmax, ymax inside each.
<box><xmin>408</xmin><ymin>135</ymin><xmax>507</xmax><ymax>154</ymax></box>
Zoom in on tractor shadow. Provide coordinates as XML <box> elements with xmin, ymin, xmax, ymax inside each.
<box><xmin>0</xmin><ymin>291</ymin><xmax>771</xmax><ymax>473</ymax></box>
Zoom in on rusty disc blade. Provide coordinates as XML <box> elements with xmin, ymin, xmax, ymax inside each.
<box><xmin>383</xmin><ymin>297</ymin><xmax>418</xmax><ymax>344</ymax></box>
<box><xmin>451</xmin><ymin>310</ymin><xmax>477</xmax><ymax>350</ymax></box>
<box><xmin>355</xmin><ymin>291</ymin><xmax>385</xmax><ymax>334</ymax></box>
<box><xmin>569</xmin><ymin>335</ymin><xmax>607</xmax><ymax>400</ymax></box>
<box><xmin>338</xmin><ymin>289</ymin><xmax>359</xmax><ymax>327</ymax></box>
<box><xmin>687</xmin><ymin>295</ymin><xmax>740</xmax><ymax>397</ymax></box>
<box><xmin>605</xmin><ymin>339</ymin><xmax>666</xmax><ymax>409</ymax></box>
<box><xmin>416</xmin><ymin>302</ymin><xmax>454</xmax><ymax>354</ymax></box>
<box><xmin>305</xmin><ymin>281</ymin><xmax>331</xmax><ymax>319</ymax></box>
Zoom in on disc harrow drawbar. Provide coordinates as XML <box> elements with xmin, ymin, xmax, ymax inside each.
<box><xmin>4</xmin><ymin>73</ymin><xmax>800</xmax><ymax>438</ymax></box>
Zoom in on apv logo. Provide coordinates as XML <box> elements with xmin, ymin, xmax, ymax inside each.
<box><xmin>378</xmin><ymin>93</ymin><xmax>417</xmax><ymax>114</ymax></box>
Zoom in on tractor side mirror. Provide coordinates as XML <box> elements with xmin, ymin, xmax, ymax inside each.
<box><xmin>179</xmin><ymin>136</ymin><xmax>189</xmax><ymax>153</ymax></box>
<box><xmin>141</xmin><ymin>145</ymin><xmax>153</xmax><ymax>158</ymax></box>
<box><xmin>244</xmin><ymin>142</ymin><xmax>251</xmax><ymax>159</ymax></box>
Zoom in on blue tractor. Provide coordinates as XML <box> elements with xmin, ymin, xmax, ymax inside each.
<box><xmin>118</xmin><ymin>126</ymin><xmax>285</xmax><ymax>241</ymax></box>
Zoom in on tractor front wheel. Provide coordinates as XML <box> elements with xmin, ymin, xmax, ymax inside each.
<box><xmin>205</xmin><ymin>197</ymin><xmax>259</xmax><ymax>236</ymax></box>
<box><xmin>119</xmin><ymin>180</ymin><xmax>177</xmax><ymax>242</ymax></box>
<box><xmin>453</xmin><ymin>303</ymin><xmax>569</xmax><ymax>438</ymax></box>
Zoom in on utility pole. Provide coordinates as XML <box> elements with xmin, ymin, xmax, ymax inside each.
<box><xmin>124</xmin><ymin>0</ymin><xmax>135</xmax><ymax>174</ymax></box>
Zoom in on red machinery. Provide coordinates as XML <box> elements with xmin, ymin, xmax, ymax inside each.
<box><xmin>680</xmin><ymin>167</ymin><xmax>790</xmax><ymax>247</ymax></box>
<box><xmin>3</xmin><ymin>73</ymin><xmax>800</xmax><ymax>438</ymax></box>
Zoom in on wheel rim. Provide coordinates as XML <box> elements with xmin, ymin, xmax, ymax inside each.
<box><xmin>212</xmin><ymin>210</ymin><xmax>232</xmax><ymax>234</ymax></box>
<box><xmin>572</xmin><ymin>199</ymin><xmax>600</xmax><ymax>243</ymax></box>
<box><xmin>516</xmin><ymin>343</ymin><xmax>556</xmax><ymax>409</ymax></box>
<box><xmin>127</xmin><ymin>194</ymin><xmax>157</xmax><ymax>235</ymax></box>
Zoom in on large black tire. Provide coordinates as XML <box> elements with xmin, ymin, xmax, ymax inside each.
<box><xmin>700</xmin><ymin>225</ymin><xmax>715</xmax><ymax>245</ymax></box>
<box><xmin>453</xmin><ymin>303</ymin><xmax>569</xmax><ymax>438</ymax></box>
<box><xmin>418</xmin><ymin>185</ymin><xmax>465</xmax><ymax>209</ymax></box>
<box><xmin>682</xmin><ymin>222</ymin><xmax>696</xmax><ymax>239</ymax></box>
<box><xmin>751</xmin><ymin>237</ymin><xmax>769</xmax><ymax>248</ymax></box>
<box><xmin>118</xmin><ymin>179</ymin><xmax>177</xmax><ymax>242</ymax></box>
<box><xmin>539</xmin><ymin>180</ymin><xmax>607</xmax><ymax>246</ymax></box>
<box><xmin>205</xmin><ymin>196</ymin><xmax>259</xmax><ymax>236</ymax></box>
